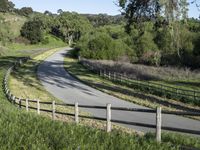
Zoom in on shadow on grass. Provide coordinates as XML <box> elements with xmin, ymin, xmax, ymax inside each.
<box><xmin>0</xmin><ymin>56</ymin><xmax>26</xmax><ymax>68</ymax></box>
<box><xmin>163</xmin><ymin>80</ymin><xmax>200</xmax><ymax>90</ymax></box>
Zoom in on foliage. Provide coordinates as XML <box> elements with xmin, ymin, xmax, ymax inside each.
<box><xmin>0</xmin><ymin>0</ymin><xmax>15</xmax><ymax>13</ymax></box>
<box><xmin>15</xmin><ymin>7</ymin><xmax>33</xmax><ymax>17</ymax></box>
<box><xmin>52</xmin><ymin>12</ymin><xmax>93</xmax><ymax>45</ymax></box>
<box><xmin>83</xmin><ymin>14</ymin><xmax>125</xmax><ymax>27</ymax></box>
<box><xmin>21</xmin><ymin>19</ymin><xmax>44</xmax><ymax>44</ymax></box>
<box><xmin>78</xmin><ymin>31</ymin><xmax>131</xmax><ymax>61</ymax></box>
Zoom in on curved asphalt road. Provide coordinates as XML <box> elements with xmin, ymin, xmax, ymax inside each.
<box><xmin>37</xmin><ymin>48</ymin><xmax>200</xmax><ymax>134</ymax></box>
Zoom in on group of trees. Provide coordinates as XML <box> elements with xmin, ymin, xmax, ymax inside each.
<box><xmin>77</xmin><ymin>0</ymin><xmax>200</xmax><ymax>69</ymax></box>
<box><xmin>0</xmin><ymin>0</ymin><xmax>14</xmax><ymax>13</ymax></box>
<box><xmin>0</xmin><ymin>0</ymin><xmax>33</xmax><ymax>16</ymax></box>
<box><xmin>20</xmin><ymin>11</ymin><xmax>92</xmax><ymax>45</ymax></box>
<box><xmin>1</xmin><ymin>0</ymin><xmax>200</xmax><ymax>68</ymax></box>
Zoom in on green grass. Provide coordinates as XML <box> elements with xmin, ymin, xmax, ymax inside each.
<box><xmin>5</xmin><ymin>35</ymin><xmax>66</xmax><ymax>56</ymax></box>
<box><xmin>0</xmin><ymin>12</ymin><xmax>27</xmax><ymax>38</ymax></box>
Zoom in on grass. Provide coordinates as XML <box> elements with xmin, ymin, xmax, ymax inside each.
<box><xmin>5</xmin><ymin>35</ymin><xmax>66</xmax><ymax>56</ymax></box>
<box><xmin>0</xmin><ymin>12</ymin><xmax>26</xmax><ymax>38</ymax></box>
<box><xmin>64</xmin><ymin>56</ymin><xmax>200</xmax><ymax>120</ymax></box>
<box><xmin>82</xmin><ymin>59</ymin><xmax>200</xmax><ymax>91</ymax></box>
<box><xmin>0</xmin><ymin>47</ymin><xmax>200</xmax><ymax>149</ymax></box>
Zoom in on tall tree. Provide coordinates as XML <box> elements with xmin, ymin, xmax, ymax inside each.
<box><xmin>119</xmin><ymin>0</ymin><xmax>189</xmax><ymax>58</ymax></box>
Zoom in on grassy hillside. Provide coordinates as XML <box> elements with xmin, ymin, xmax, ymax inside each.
<box><xmin>0</xmin><ymin>12</ymin><xmax>26</xmax><ymax>38</ymax></box>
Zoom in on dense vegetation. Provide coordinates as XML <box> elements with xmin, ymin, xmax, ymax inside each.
<box><xmin>1</xmin><ymin>0</ymin><xmax>200</xmax><ymax>69</ymax></box>
<box><xmin>77</xmin><ymin>18</ymin><xmax>200</xmax><ymax>68</ymax></box>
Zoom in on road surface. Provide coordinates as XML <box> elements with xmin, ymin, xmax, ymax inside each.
<box><xmin>37</xmin><ymin>48</ymin><xmax>200</xmax><ymax>134</ymax></box>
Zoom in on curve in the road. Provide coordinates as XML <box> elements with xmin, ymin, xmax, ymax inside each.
<box><xmin>37</xmin><ymin>48</ymin><xmax>200</xmax><ymax>134</ymax></box>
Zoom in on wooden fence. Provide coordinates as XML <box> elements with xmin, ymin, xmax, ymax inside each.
<box><xmin>2</xmin><ymin>57</ymin><xmax>200</xmax><ymax>143</ymax></box>
<box><xmin>80</xmin><ymin>59</ymin><xmax>200</xmax><ymax>105</ymax></box>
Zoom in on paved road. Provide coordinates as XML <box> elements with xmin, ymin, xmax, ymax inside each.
<box><xmin>37</xmin><ymin>48</ymin><xmax>200</xmax><ymax>134</ymax></box>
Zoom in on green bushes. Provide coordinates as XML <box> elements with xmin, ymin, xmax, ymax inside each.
<box><xmin>21</xmin><ymin>20</ymin><xmax>44</xmax><ymax>44</ymax></box>
<box><xmin>78</xmin><ymin>31</ymin><xmax>131</xmax><ymax>61</ymax></box>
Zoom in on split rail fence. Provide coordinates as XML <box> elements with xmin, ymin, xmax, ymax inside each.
<box><xmin>80</xmin><ymin>59</ymin><xmax>200</xmax><ymax>105</ymax></box>
<box><xmin>2</xmin><ymin>57</ymin><xmax>200</xmax><ymax>143</ymax></box>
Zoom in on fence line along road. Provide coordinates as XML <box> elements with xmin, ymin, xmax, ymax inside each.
<box><xmin>79</xmin><ymin>59</ymin><xmax>200</xmax><ymax>105</ymax></box>
<box><xmin>2</xmin><ymin>57</ymin><xmax>200</xmax><ymax>144</ymax></box>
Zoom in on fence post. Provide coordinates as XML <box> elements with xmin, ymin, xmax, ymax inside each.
<box><xmin>75</xmin><ymin>102</ymin><xmax>79</xmax><ymax>124</ymax></box>
<box><xmin>156</xmin><ymin>107</ymin><xmax>162</xmax><ymax>142</ymax></box>
<box><xmin>120</xmin><ymin>74</ymin><xmax>122</xmax><ymax>82</ymax></box>
<box><xmin>52</xmin><ymin>101</ymin><xmax>56</xmax><ymax>120</ymax></box>
<box><xmin>8</xmin><ymin>93</ymin><xmax>11</xmax><ymax>101</ymax></box>
<box><xmin>13</xmin><ymin>96</ymin><xmax>16</xmax><ymax>105</ymax></box>
<box><xmin>19</xmin><ymin>98</ymin><xmax>22</xmax><ymax>109</ymax></box>
<box><xmin>37</xmin><ymin>99</ymin><xmax>40</xmax><ymax>115</ymax></box>
<box><xmin>108</xmin><ymin>72</ymin><xmax>111</xmax><ymax>80</ymax></box>
<box><xmin>194</xmin><ymin>91</ymin><xmax>196</xmax><ymax>101</ymax></box>
<box><xmin>107</xmin><ymin>103</ymin><xmax>112</xmax><ymax>132</ymax></box>
<box><xmin>114</xmin><ymin>72</ymin><xmax>116</xmax><ymax>81</ymax></box>
<box><xmin>104</xmin><ymin>70</ymin><xmax>106</xmax><ymax>78</ymax></box>
<box><xmin>26</xmin><ymin>99</ymin><xmax>29</xmax><ymax>112</ymax></box>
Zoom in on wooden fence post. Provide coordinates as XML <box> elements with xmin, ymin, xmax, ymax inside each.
<box><xmin>37</xmin><ymin>99</ymin><xmax>40</xmax><ymax>115</ymax></box>
<box><xmin>8</xmin><ymin>92</ymin><xmax>11</xmax><ymax>101</ymax></box>
<box><xmin>99</xmin><ymin>70</ymin><xmax>102</xmax><ymax>77</ymax></box>
<box><xmin>75</xmin><ymin>102</ymin><xmax>79</xmax><ymax>124</ymax></box>
<box><xmin>156</xmin><ymin>107</ymin><xmax>162</xmax><ymax>142</ymax></box>
<box><xmin>194</xmin><ymin>91</ymin><xmax>196</xmax><ymax>101</ymax></box>
<box><xmin>12</xmin><ymin>96</ymin><xmax>15</xmax><ymax>105</ymax></box>
<box><xmin>120</xmin><ymin>74</ymin><xmax>122</xmax><ymax>82</ymax></box>
<box><xmin>107</xmin><ymin>104</ymin><xmax>111</xmax><ymax>132</ymax></box>
<box><xmin>19</xmin><ymin>98</ymin><xmax>22</xmax><ymax>109</ymax></box>
<box><xmin>108</xmin><ymin>72</ymin><xmax>111</xmax><ymax>80</ymax></box>
<box><xmin>114</xmin><ymin>72</ymin><xmax>116</xmax><ymax>81</ymax></box>
<box><xmin>26</xmin><ymin>99</ymin><xmax>29</xmax><ymax>112</ymax></box>
<box><xmin>104</xmin><ymin>70</ymin><xmax>106</xmax><ymax>78</ymax></box>
<box><xmin>52</xmin><ymin>101</ymin><xmax>56</xmax><ymax>120</ymax></box>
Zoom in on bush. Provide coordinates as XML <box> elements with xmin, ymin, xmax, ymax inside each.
<box><xmin>78</xmin><ymin>32</ymin><xmax>130</xmax><ymax>61</ymax></box>
<box><xmin>21</xmin><ymin>20</ymin><xmax>44</xmax><ymax>44</ymax></box>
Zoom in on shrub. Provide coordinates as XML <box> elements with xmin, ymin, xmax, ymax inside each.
<box><xmin>78</xmin><ymin>32</ymin><xmax>130</xmax><ymax>61</ymax></box>
<box><xmin>21</xmin><ymin>20</ymin><xmax>44</xmax><ymax>44</ymax></box>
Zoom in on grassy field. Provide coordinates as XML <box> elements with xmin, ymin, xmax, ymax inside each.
<box><xmin>0</xmin><ymin>47</ymin><xmax>200</xmax><ymax>149</ymax></box>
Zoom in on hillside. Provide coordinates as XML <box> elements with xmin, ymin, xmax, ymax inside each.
<box><xmin>0</xmin><ymin>13</ymin><xmax>26</xmax><ymax>43</ymax></box>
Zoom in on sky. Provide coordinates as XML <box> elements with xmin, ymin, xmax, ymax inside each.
<box><xmin>10</xmin><ymin>0</ymin><xmax>200</xmax><ymax>18</ymax></box>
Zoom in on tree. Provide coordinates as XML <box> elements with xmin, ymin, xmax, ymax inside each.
<box><xmin>21</xmin><ymin>20</ymin><xmax>44</xmax><ymax>44</ymax></box>
<box><xmin>54</xmin><ymin>12</ymin><xmax>93</xmax><ymax>45</ymax></box>
<box><xmin>18</xmin><ymin>7</ymin><xmax>33</xmax><ymax>17</ymax></box>
<box><xmin>0</xmin><ymin>0</ymin><xmax>15</xmax><ymax>12</ymax></box>
<box><xmin>57</xmin><ymin>9</ymin><xmax>63</xmax><ymax>14</ymax></box>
